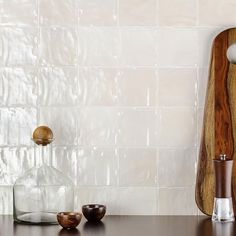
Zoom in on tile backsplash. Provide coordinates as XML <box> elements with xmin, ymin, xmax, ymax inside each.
<box><xmin>0</xmin><ymin>0</ymin><xmax>235</xmax><ymax>215</ymax></box>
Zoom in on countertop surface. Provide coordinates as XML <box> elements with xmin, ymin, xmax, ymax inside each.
<box><xmin>0</xmin><ymin>215</ymin><xmax>236</xmax><ymax>236</ymax></box>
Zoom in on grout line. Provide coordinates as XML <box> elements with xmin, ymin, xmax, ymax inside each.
<box><xmin>0</xmin><ymin>105</ymin><xmax>199</xmax><ymax>109</ymax></box>
<box><xmin>116</xmin><ymin>0</ymin><xmax>119</xmax><ymax>27</ymax></box>
<box><xmin>36</xmin><ymin>0</ymin><xmax>40</xmax><ymax>127</ymax></box>
<box><xmin>196</xmin><ymin>0</ymin><xmax>199</xmax><ymax>26</ymax></box>
<box><xmin>156</xmin><ymin>0</ymin><xmax>159</xmax><ymax>26</ymax></box>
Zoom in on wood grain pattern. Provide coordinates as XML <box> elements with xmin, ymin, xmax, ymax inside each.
<box><xmin>196</xmin><ymin>28</ymin><xmax>236</xmax><ymax>216</ymax></box>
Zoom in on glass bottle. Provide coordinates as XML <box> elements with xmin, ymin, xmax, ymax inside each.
<box><xmin>13</xmin><ymin>126</ymin><xmax>74</xmax><ymax>224</ymax></box>
<box><xmin>212</xmin><ymin>154</ymin><xmax>235</xmax><ymax>222</ymax></box>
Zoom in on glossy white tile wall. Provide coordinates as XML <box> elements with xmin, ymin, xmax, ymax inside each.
<box><xmin>0</xmin><ymin>0</ymin><xmax>234</xmax><ymax>215</ymax></box>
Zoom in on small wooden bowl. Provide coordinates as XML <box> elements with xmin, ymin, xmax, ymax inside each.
<box><xmin>57</xmin><ymin>212</ymin><xmax>82</xmax><ymax>229</ymax></box>
<box><xmin>82</xmin><ymin>204</ymin><xmax>106</xmax><ymax>222</ymax></box>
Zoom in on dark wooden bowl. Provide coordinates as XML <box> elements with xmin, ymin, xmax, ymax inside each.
<box><xmin>82</xmin><ymin>204</ymin><xmax>106</xmax><ymax>222</ymax></box>
<box><xmin>57</xmin><ymin>212</ymin><xmax>82</xmax><ymax>229</ymax></box>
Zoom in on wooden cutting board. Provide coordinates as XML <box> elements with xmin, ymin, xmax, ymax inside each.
<box><xmin>196</xmin><ymin>28</ymin><xmax>236</xmax><ymax>216</ymax></box>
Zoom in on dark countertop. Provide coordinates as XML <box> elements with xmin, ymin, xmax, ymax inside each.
<box><xmin>0</xmin><ymin>215</ymin><xmax>236</xmax><ymax>236</ymax></box>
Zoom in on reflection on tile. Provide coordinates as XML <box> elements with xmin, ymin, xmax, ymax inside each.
<box><xmin>78</xmin><ymin>107</ymin><xmax>158</xmax><ymax>147</ymax></box>
<box><xmin>0</xmin><ymin>27</ymin><xmax>38</xmax><ymax>66</ymax></box>
<box><xmin>0</xmin><ymin>0</ymin><xmax>37</xmax><ymax>26</ymax></box>
<box><xmin>158</xmin><ymin>148</ymin><xmax>196</xmax><ymax>187</ymax></box>
<box><xmin>77</xmin><ymin>0</ymin><xmax>117</xmax><ymax>26</ymax></box>
<box><xmin>39</xmin><ymin>67</ymin><xmax>78</xmax><ymax>106</ymax></box>
<box><xmin>199</xmin><ymin>0</ymin><xmax>236</xmax><ymax>26</ymax></box>
<box><xmin>0</xmin><ymin>67</ymin><xmax>37</xmax><ymax>106</ymax></box>
<box><xmin>158</xmin><ymin>187</ymin><xmax>198</xmax><ymax>215</ymax></box>
<box><xmin>77</xmin><ymin>147</ymin><xmax>118</xmax><ymax>186</ymax></box>
<box><xmin>120</xmin><ymin>28</ymin><xmax>157</xmax><ymax>66</ymax></box>
<box><xmin>118</xmin><ymin>187</ymin><xmax>157</xmax><ymax>215</ymax></box>
<box><xmin>39</xmin><ymin>107</ymin><xmax>78</xmax><ymax>145</ymax></box>
<box><xmin>119</xmin><ymin>0</ymin><xmax>156</xmax><ymax>26</ymax></box>
<box><xmin>0</xmin><ymin>108</ymin><xmax>36</xmax><ymax>146</ymax></box>
<box><xmin>159</xmin><ymin>0</ymin><xmax>196</xmax><ymax>26</ymax></box>
<box><xmin>158</xmin><ymin>68</ymin><xmax>197</xmax><ymax>107</ymax></box>
<box><xmin>0</xmin><ymin>186</ymin><xmax>13</xmax><ymax>214</ymax></box>
<box><xmin>158</xmin><ymin>29</ymin><xmax>198</xmax><ymax>67</ymax></box>
<box><xmin>118</xmin><ymin>148</ymin><xmax>157</xmax><ymax>186</ymax></box>
<box><xmin>52</xmin><ymin>146</ymin><xmax>77</xmax><ymax>185</ymax></box>
<box><xmin>78</xmin><ymin>68</ymin><xmax>119</xmax><ymax>106</ymax></box>
<box><xmin>0</xmin><ymin>147</ymin><xmax>34</xmax><ymax>185</ymax></box>
<box><xmin>197</xmin><ymin>108</ymin><xmax>204</xmax><ymax>146</ymax></box>
<box><xmin>78</xmin><ymin>68</ymin><xmax>157</xmax><ymax>106</ymax></box>
<box><xmin>78</xmin><ymin>108</ymin><xmax>118</xmax><ymax>146</ymax></box>
<box><xmin>75</xmin><ymin>187</ymin><xmax>119</xmax><ymax>214</ymax></box>
<box><xmin>78</xmin><ymin>28</ymin><xmax>120</xmax><ymax>66</ymax></box>
<box><xmin>40</xmin><ymin>27</ymin><xmax>77</xmax><ymax>65</ymax></box>
<box><xmin>198</xmin><ymin>28</ymin><xmax>220</xmax><ymax>67</ymax></box>
<box><xmin>39</xmin><ymin>0</ymin><xmax>76</xmax><ymax>26</ymax></box>
<box><xmin>159</xmin><ymin>108</ymin><xmax>197</xmax><ymax>147</ymax></box>
<box><xmin>117</xmin><ymin>68</ymin><xmax>157</xmax><ymax>106</ymax></box>
<box><xmin>117</xmin><ymin>108</ymin><xmax>158</xmax><ymax>146</ymax></box>
<box><xmin>198</xmin><ymin>67</ymin><xmax>209</xmax><ymax>107</ymax></box>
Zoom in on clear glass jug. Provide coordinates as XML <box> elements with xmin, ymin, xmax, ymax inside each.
<box><xmin>13</xmin><ymin>126</ymin><xmax>74</xmax><ymax>224</ymax></box>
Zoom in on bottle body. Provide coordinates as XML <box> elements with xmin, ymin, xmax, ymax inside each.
<box><xmin>13</xmin><ymin>142</ymin><xmax>74</xmax><ymax>224</ymax></box>
<box><xmin>212</xmin><ymin>197</ymin><xmax>234</xmax><ymax>222</ymax></box>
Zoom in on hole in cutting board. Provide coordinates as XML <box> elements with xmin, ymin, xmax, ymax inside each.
<box><xmin>227</xmin><ymin>43</ymin><xmax>236</xmax><ymax>64</ymax></box>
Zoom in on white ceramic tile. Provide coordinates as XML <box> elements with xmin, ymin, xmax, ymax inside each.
<box><xmin>0</xmin><ymin>0</ymin><xmax>37</xmax><ymax>26</ymax></box>
<box><xmin>158</xmin><ymin>29</ymin><xmax>198</xmax><ymax>67</ymax></box>
<box><xmin>0</xmin><ymin>108</ymin><xmax>36</xmax><ymax>146</ymax></box>
<box><xmin>198</xmin><ymin>67</ymin><xmax>209</xmax><ymax>107</ymax></box>
<box><xmin>39</xmin><ymin>67</ymin><xmax>78</xmax><ymax>106</ymax></box>
<box><xmin>39</xmin><ymin>107</ymin><xmax>78</xmax><ymax>145</ymax></box>
<box><xmin>75</xmin><ymin>187</ymin><xmax>119</xmax><ymax>214</ymax></box>
<box><xmin>78</xmin><ymin>28</ymin><xmax>120</xmax><ymax>66</ymax></box>
<box><xmin>78</xmin><ymin>108</ymin><xmax>118</xmax><ymax>146</ymax></box>
<box><xmin>120</xmin><ymin>28</ymin><xmax>157</xmax><ymax>66</ymax></box>
<box><xmin>39</xmin><ymin>0</ymin><xmax>76</xmax><ymax>26</ymax></box>
<box><xmin>0</xmin><ymin>67</ymin><xmax>37</xmax><ymax>106</ymax></box>
<box><xmin>119</xmin><ymin>0</ymin><xmax>156</xmax><ymax>26</ymax></box>
<box><xmin>198</xmin><ymin>28</ymin><xmax>221</xmax><ymax>67</ymax></box>
<box><xmin>0</xmin><ymin>0</ymin><xmax>227</xmax><ymax>216</ymax></box>
<box><xmin>159</xmin><ymin>0</ymin><xmax>196</xmax><ymax>26</ymax></box>
<box><xmin>0</xmin><ymin>27</ymin><xmax>38</xmax><ymax>66</ymax></box>
<box><xmin>199</xmin><ymin>0</ymin><xmax>236</xmax><ymax>26</ymax></box>
<box><xmin>77</xmin><ymin>0</ymin><xmax>117</xmax><ymax>26</ymax></box>
<box><xmin>158</xmin><ymin>148</ymin><xmax>196</xmax><ymax>187</ymax></box>
<box><xmin>0</xmin><ymin>147</ymin><xmax>34</xmax><ymax>185</ymax></box>
<box><xmin>40</xmin><ymin>27</ymin><xmax>77</xmax><ymax>65</ymax></box>
<box><xmin>158</xmin><ymin>68</ymin><xmax>197</xmax><ymax>107</ymax></box>
<box><xmin>158</xmin><ymin>108</ymin><xmax>197</xmax><ymax>147</ymax></box>
<box><xmin>116</xmin><ymin>108</ymin><xmax>158</xmax><ymax>146</ymax></box>
<box><xmin>0</xmin><ymin>186</ymin><xmax>13</xmax><ymax>214</ymax></box>
<box><xmin>118</xmin><ymin>148</ymin><xmax>157</xmax><ymax>186</ymax></box>
<box><xmin>117</xmin><ymin>68</ymin><xmax>157</xmax><ymax>106</ymax></box>
<box><xmin>118</xmin><ymin>187</ymin><xmax>157</xmax><ymax>215</ymax></box>
<box><xmin>52</xmin><ymin>146</ymin><xmax>77</xmax><ymax>185</ymax></box>
<box><xmin>158</xmin><ymin>187</ymin><xmax>198</xmax><ymax>215</ymax></box>
<box><xmin>77</xmin><ymin>147</ymin><xmax>118</xmax><ymax>186</ymax></box>
<box><xmin>78</xmin><ymin>68</ymin><xmax>119</xmax><ymax>106</ymax></box>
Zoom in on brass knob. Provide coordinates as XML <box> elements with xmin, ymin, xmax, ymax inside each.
<box><xmin>32</xmin><ymin>126</ymin><xmax>53</xmax><ymax>146</ymax></box>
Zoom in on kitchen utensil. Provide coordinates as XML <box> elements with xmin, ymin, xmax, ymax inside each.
<box><xmin>196</xmin><ymin>28</ymin><xmax>236</xmax><ymax>216</ymax></box>
<box><xmin>212</xmin><ymin>155</ymin><xmax>234</xmax><ymax>222</ymax></box>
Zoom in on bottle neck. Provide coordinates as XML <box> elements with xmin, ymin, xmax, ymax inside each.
<box><xmin>34</xmin><ymin>144</ymin><xmax>52</xmax><ymax>167</ymax></box>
